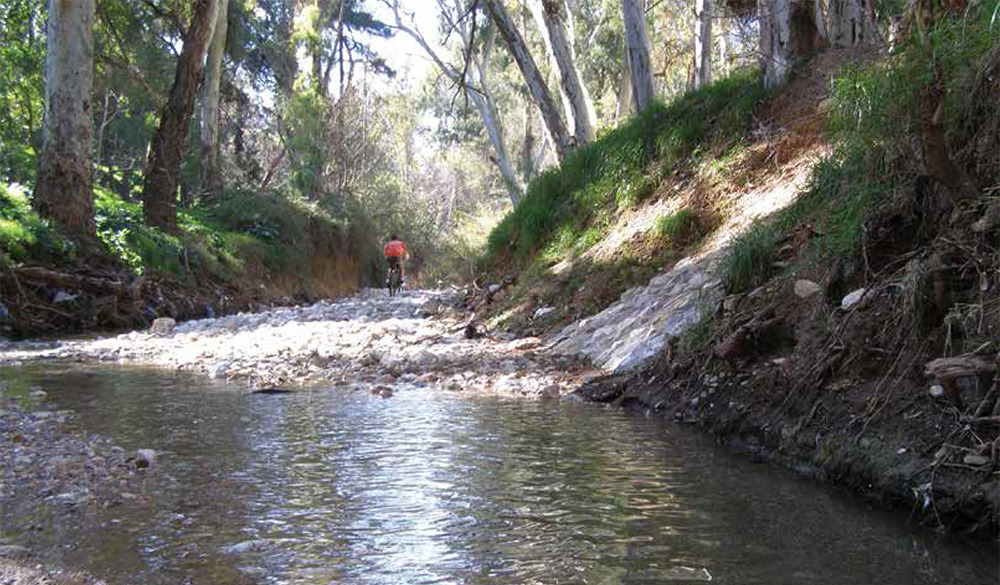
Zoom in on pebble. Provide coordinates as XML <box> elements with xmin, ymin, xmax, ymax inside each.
<box><xmin>841</xmin><ymin>288</ymin><xmax>867</xmax><ymax>310</ymax></box>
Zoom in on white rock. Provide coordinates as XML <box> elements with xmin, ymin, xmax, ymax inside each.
<box><xmin>533</xmin><ymin>307</ymin><xmax>556</xmax><ymax>319</ymax></box>
<box><xmin>151</xmin><ymin>317</ymin><xmax>177</xmax><ymax>334</ymax></box>
<box><xmin>488</xmin><ymin>284</ymin><xmax>501</xmax><ymax>294</ymax></box>
<box><xmin>52</xmin><ymin>291</ymin><xmax>79</xmax><ymax>304</ymax></box>
<box><xmin>841</xmin><ymin>288</ymin><xmax>867</xmax><ymax>310</ymax></box>
<box><xmin>793</xmin><ymin>279</ymin><xmax>821</xmax><ymax>298</ymax></box>
<box><xmin>929</xmin><ymin>384</ymin><xmax>946</xmax><ymax>398</ymax></box>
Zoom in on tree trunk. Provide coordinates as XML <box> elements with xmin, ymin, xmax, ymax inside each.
<box><xmin>34</xmin><ymin>0</ymin><xmax>96</xmax><ymax>238</ymax></box>
<box><xmin>622</xmin><ymin>0</ymin><xmax>655</xmax><ymax>113</ymax></box>
<box><xmin>521</xmin><ymin>98</ymin><xmax>536</xmax><ymax>183</ymax></box>
<box><xmin>828</xmin><ymin>0</ymin><xmax>877</xmax><ymax>47</ymax></box>
<box><xmin>485</xmin><ymin>0</ymin><xmax>573</xmax><ymax>162</ymax></box>
<box><xmin>693</xmin><ymin>0</ymin><xmax>713</xmax><ymax>89</ymax></box>
<box><xmin>200</xmin><ymin>0</ymin><xmax>229</xmax><ymax>203</ymax></box>
<box><xmin>758</xmin><ymin>0</ymin><xmax>820</xmax><ymax>89</ymax></box>
<box><xmin>719</xmin><ymin>17</ymin><xmax>730</xmax><ymax>76</ymax></box>
<box><xmin>142</xmin><ymin>0</ymin><xmax>218</xmax><ymax>232</ymax></box>
<box><xmin>531</xmin><ymin>0</ymin><xmax>597</xmax><ymax>144</ymax></box>
<box><xmin>814</xmin><ymin>0</ymin><xmax>828</xmax><ymax>43</ymax></box>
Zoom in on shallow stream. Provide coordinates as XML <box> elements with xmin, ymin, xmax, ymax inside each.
<box><xmin>2</xmin><ymin>363</ymin><xmax>997</xmax><ymax>584</ymax></box>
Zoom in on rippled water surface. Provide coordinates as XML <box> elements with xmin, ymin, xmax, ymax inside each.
<box><xmin>2</xmin><ymin>363</ymin><xmax>997</xmax><ymax>584</ymax></box>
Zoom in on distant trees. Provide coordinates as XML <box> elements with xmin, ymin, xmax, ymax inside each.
<box><xmin>33</xmin><ymin>0</ymin><xmax>97</xmax><ymax>238</ymax></box>
<box><xmin>142</xmin><ymin>0</ymin><xmax>219</xmax><ymax>232</ymax></box>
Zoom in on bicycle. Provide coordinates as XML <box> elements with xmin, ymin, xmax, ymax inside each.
<box><xmin>386</xmin><ymin>263</ymin><xmax>402</xmax><ymax>297</ymax></box>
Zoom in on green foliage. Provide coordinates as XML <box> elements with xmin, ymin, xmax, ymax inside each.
<box><xmin>653</xmin><ymin>208</ymin><xmax>700</xmax><ymax>244</ymax></box>
<box><xmin>0</xmin><ymin>0</ymin><xmax>45</xmax><ymax>184</ymax></box>
<box><xmin>0</xmin><ymin>183</ymin><xmax>75</xmax><ymax>265</ymax></box>
<box><xmin>486</xmin><ymin>68</ymin><xmax>766</xmax><ymax>265</ymax></box>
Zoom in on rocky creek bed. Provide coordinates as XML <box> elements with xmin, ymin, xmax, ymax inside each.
<box><xmin>1</xmin><ymin>289</ymin><xmax>594</xmax><ymax>398</ymax></box>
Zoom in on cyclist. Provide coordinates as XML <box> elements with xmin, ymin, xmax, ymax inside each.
<box><xmin>383</xmin><ymin>234</ymin><xmax>408</xmax><ymax>286</ymax></box>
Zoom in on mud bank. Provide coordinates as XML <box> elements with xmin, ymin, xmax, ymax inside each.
<box><xmin>1</xmin><ymin>289</ymin><xmax>593</xmax><ymax>398</ymax></box>
<box><xmin>578</xmin><ymin>273</ymin><xmax>999</xmax><ymax>536</ymax></box>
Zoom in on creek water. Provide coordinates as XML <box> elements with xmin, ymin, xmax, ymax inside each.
<box><xmin>1</xmin><ymin>362</ymin><xmax>996</xmax><ymax>585</ymax></box>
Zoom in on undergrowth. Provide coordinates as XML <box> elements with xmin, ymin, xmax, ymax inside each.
<box><xmin>720</xmin><ymin>4</ymin><xmax>998</xmax><ymax>293</ymax></box>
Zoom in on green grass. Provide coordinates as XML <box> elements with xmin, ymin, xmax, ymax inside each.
<box><xmin>653</xmin><ymin>208</ymin><xmax>701</xmax><ymax>244</ymax></box>
<box><xmin>485</xmin><ymin>68</ymin><xmax>768</xmax><ymax>267</ymax></box>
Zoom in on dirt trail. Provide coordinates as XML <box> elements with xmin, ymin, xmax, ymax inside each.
<box><xmin>1</xmin><ymin>289</ymin><xmax>593</xmax><ymax>398</ymax></box>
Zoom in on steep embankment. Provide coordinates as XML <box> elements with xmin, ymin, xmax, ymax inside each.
<box><xmin>478</xmin><ymin>27</ymin><xmax>999</xmax><ymax>536</ymax></box>
<box><xmin>0</xmin><ymin>188</ymin><xmax>368</xmax><ymax>338</ymax></box>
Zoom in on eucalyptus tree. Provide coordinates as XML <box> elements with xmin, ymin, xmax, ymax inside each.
<box><xmin>529</xmin><ymin>0</ymin><xmax>597</xmax><ymax>144</ymax></box>
<box><xmin>621</xmin><ymin>0</ymin><xmax>654</xmax><ymax>112</ymax></box>
<box><xmin>484</xmin><ymin>0</ymin><xmax>573</xmax><ymax>162</ymax></box>
<box><xmin>693</xmin><ymin>0</ymin><xmax>712</xmax><ymax>88</ymax></box>
<box><xmin>199</xmin><ymin>0</ymin><xmax>230</xmax><ymax>202</ymax></box>
<box><xmin>34</xmin><ymin>0</ymin><xmax>97</xmax><ymax>238</ymax></box>
<box><xmin>142</xmin><ymin>0</ymin><xmax>219</xmax><ymax>232</ymax></box>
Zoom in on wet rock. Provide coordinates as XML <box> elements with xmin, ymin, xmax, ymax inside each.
<box><xmin>841</xmin><ymin>288</ymin><xmax>867</xmax><ymax>310</ymax></box>
<box><xmin>372</xmin><ymin>386</ymin><xmax>393</xmax><ymax>398</ymax></box>
<box><xmin>221</xmin><ymin>540</ymin><xmax>269</xmax><ymax>555</ymax></box>
<box><xmin>793</xmin><ymin>279</ymin><xmax>821</xmax><ymax>298</ymax></box>
<box><xmin>151</xmin><ymin>317</ymin><xmax>177</xmax><ymax>334</ymax></box>
<box><xmin>135</xmin><ymin>449</ymin><xmax>156</xmax><ymax>469</ymax></box>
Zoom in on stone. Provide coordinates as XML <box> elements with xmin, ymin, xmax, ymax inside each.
<box><xmin>221</xmin><ymin>540</ymin><xmax>269</xmax><ymax>555</ymax></box>
<box><xmin>793</xmin><ymin>279</ymin><xmax>821</xmax><ymax>298</ymax></box>
<box><xmin>841</xmin><ymin>288</ymin><xmax>867</xmax><ymax>310</ymax></box>
<box><xmin>533</xmin><ymin>307</ymin><xmax>556</xmax><ymax>319</ymax></box>
<box><xmin>963</xmin><ymin>454</ymin><xmax>990</xmax><ymax>466</ymax></box>
<box><xmin>371</xmin><ymin>386</ymin><xmax>393</xmax><ymax>398</ymax></box>
<box><xmin>488</xmin><ymin>284</ymin><xmax>501</xmax><ymax>294</ymax></box>
<box><xmin>540</xmin><ymin>385</ymin><xmax>561</xmax><ymax>399</ymax></box>
<box><xmin>52</xmin><ymin>290</ymin><xmax>79</xmax><ymax>304</ymax></box>
<box><xmin>151</xmin><ymin>317</ymin><xmax>177</xmax><ymax>334</ymax></box>
<box><xmin>135</xmin><ymin>449</ymin><xmax>156</xmax><ymax>469</ymax></box>
<box><xmin>929</xmin><ymin>385</ymin><xmax>946</xmax><ymax>398</ymax></box>
<box><xmin>0</xmin><ymin>545</ymin><xmax>33</xmax><ymax>557</ymax></box>
<box><xmin>30</xmin><ymin>389</ymin><xmax>47</xmax><ymax>398</ymax></box>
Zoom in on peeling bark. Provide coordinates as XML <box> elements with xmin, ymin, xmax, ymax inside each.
<box><xmin>34</xmin><ymin>0</ymin><xmax>96</xmax><ymax>238</ymax></box>
<box><xmin>142</xmin><ymin>0</ymin><xmax>218</xmax><ymax>232</ymax></box>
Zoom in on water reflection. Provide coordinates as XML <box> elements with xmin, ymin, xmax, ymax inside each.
<box><xmin>1</xmin><ymin>363</ymin><xmax>996</xmax><ymax>585</ymax></box>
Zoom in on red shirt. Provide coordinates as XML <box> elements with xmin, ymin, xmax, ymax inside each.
<box><xmin>384</xmin><ymin>240</ymin><xmax>406</xmax><ymax>258</ymax></box>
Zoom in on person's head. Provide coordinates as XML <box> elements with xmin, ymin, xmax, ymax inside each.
<box><xmin>390</xmin><ymin>233</ymin><xmax>399</xmax><ymax>241</ymax></box>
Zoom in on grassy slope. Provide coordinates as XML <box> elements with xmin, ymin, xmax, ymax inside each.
<box><xmin>479</xmin><ymin>69</ymin><xmax>770</xmax><ymax>331</ymax></box>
